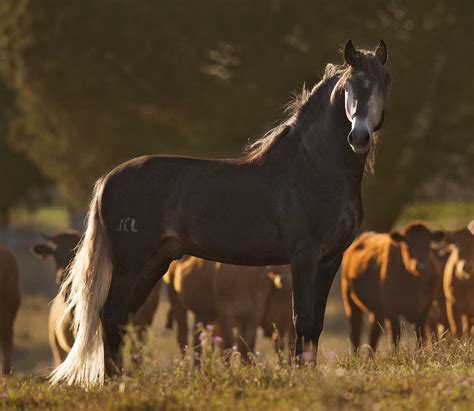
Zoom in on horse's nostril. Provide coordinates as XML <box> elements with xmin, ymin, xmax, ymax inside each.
<box><xmin>348</xmin><ymin>130</ymin><xmax>371</xmax><ymax>152</ymax></box>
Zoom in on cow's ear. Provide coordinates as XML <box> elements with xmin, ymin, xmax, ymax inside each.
<box><xmin>390</xmin><ymin>232</ymin><xmax>405</xmax><ymax>242</ymax></box>
<box><xmin>468</xmin><ymin>220</ymin><xmax>474</xmax><ymax>235</ymax></box>
<box><xmin>430</xmin><ymin>230</ymin><xmax>445</xmax><ymax>242</ymax></box>
<box><xmin>31</xmin><ymin>244</ymin><xmax>53</xmax><ymax>259</ymax></box>
<box><xmin>267</xmin><ymin>271</ymin><xmax>283</xmax><ymax>289</ymax></box>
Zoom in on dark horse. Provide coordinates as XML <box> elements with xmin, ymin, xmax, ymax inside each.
<box><xmin>51</xmin><ymin>40</ymin><xmax>390</xmax><ymax>387</ymax></box>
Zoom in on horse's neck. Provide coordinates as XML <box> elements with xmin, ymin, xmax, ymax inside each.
<box><xmin>301</xmin><ymin>88</ymin><xmax>367</xmax><ymax>183</ymax></box>
<box><xmin>260</xmin><ymin>80</ymin><xmax>367</xmax><ymax>189</ymax></box>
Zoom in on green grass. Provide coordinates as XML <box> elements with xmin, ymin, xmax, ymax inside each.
<box><xmin>1</xmin><ymin>339</ymin><xmax>473</xmax><ymax>410</ymax></box>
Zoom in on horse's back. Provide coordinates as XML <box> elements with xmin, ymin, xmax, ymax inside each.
<box><xmin>101</xmin><ymin>155</ymin><xmax>286</xmax><ymax>266</ymax></box>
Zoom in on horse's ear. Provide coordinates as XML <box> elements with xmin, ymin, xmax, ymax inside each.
<box><xmin>344</xmin><ymin>40</ymin><xmax>358</xmax><ymax>66</ymax></box>
<box><xmin>375</xmin><ymin>40</ymin><xmax>388</xmax><ymax>65</ymax></box>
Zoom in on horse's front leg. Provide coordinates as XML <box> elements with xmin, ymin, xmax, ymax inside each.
<box><xmin>310</xmin><ymin>255</ymin><xmax>342</xmax><ymax>356</ymax></box>
<box><xmin>289</xmin><ymin>244</ymin><xmax>320</xmax><ymax>360</ymax></box>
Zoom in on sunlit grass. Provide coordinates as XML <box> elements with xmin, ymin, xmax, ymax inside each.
<box><xmin>5</xmin><ymin>202</ymin><xmax>474</xmax><ymax>409</ymax></box>
<box><xmin>1</xmin><ymin>338</ymin><xmax>473</xmax><ymax>410</ymax></box>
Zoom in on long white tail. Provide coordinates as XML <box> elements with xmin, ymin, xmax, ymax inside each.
<box><xmin>49</xmin><ymin>177</ymin><xmax>112</xmax><ymax>388</ymax></box>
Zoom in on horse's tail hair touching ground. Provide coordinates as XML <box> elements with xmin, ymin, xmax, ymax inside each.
<box><xmin>49</xmin><ymin>177</ymin><xmax>112</xmax><ymax>388</ymax></box>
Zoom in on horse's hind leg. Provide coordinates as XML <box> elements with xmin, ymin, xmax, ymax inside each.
<box><xmin>101</xmin><ymin>270</ymin><xmax>136</xmax><ymax>374</ymax></box>
<box><xmin>102</xmin><ymin>238</ymin><xmax>183</xmax><ymax>374</ymax></box>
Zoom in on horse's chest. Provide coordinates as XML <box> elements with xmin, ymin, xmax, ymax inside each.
<box><xmin>278</xmin><ymin>182</ymin><xmax>362</xmax><ymax>254</ymax></box>
<box><xmin>324</xmin><ymin>200</ymin><xmax>362</xmax><ymax>254</ymax></box>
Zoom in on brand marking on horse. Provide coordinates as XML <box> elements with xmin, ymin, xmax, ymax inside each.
<box><xmin>116</xmin><ymin>218</ymin><xmax>138</xmax><ymax>232</ymax></box>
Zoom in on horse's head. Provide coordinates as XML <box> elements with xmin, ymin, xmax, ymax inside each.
<box><xmin>338</xmin><ymin>40</ymin><xmax>390</xmax><ymax>154</ymax></box>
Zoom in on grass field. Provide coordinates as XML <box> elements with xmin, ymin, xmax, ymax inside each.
<box><xmin>2</xmin><ymin>202</ymin><xmax>473</xmax><ymax>409</ymax></box>
<box><xmin>6</xmin><ymin>289</ymin><xmax>474</xmax><ymax>410</ymax></box>
<box><xmin>2</xmin><ymin>335</ymin><xmax>474</xmax><ymax>410</ymax></box>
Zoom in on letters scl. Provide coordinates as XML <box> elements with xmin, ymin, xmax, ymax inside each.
<box><xmin>116</xmin><ymin>218</ymin><xmax>138</xmax><ymax>232</ymax></box>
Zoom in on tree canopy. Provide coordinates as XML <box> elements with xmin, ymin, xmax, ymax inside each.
<box><xmin>0</xmin><ymin>0</ymin><xmax>472</xmax><ymax>229</ymax></box>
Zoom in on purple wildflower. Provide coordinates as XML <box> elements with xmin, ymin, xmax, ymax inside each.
<box><xmin>301</xmin><ymin>350</ymin><xmax>313</xmax><ymax>361</ymax></box>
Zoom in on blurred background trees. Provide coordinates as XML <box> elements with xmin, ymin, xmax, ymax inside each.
<box><xmin>0</xmin><ymin>0</ymin><xmax>472</xmax><ymax>230</ymax></box>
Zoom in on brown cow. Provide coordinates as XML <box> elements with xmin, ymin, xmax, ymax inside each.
<box><xmin>341</xmin><ymin>222</ymin><xmax>444</xmax><ymax>352</ymax></box>
<box><xmin>165</xmin><ymin>257</ymin><xmax>293</xmax><ymax>358</ymax></box>
<box><xmin>424</xmin><ymin>290</ymin><xmax>450</xmax><ymax>340</ymax></box>
<box><xmin>0</xmin><ymin>246</ymin><xmax>21</xmax><ymax>375</ymax></box>
<box><xmin>424</xmin><ymin>248</ymin><xmax>452</xmax><ymax>339</ymax></box>
<box><xmin>443</xmin><ymin>221</ymin><xmax>474</xmax><ymax>336</ymax></box>
<box><xmin>33</xmin><ymin>231</ymin><xmax>161</xmax><ymax>365</ymax></box>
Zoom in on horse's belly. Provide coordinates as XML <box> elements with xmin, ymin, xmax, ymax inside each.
<box><xmin>176</xmin><ymin>195</ymin><xmax>288</xmax><ymax>265</ymax></box>
<box><xmin>179</xmin><ymin>222</ymin><xmax>288</xmax><ymax>265</ymax></box>
<box><xmin>182</xmin><ymin>236</ymin><xmax>289</xmax><ymax>266</ymax></box>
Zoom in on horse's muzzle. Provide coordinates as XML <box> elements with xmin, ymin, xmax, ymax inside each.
<box><xmin>347</xmin><ymin>129</ymin><xmax>371</xmax><ymax>154</ymax></box>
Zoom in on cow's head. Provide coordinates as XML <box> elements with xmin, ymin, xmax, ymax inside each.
<box><xmin>389</xmin><ymin>221</ymin><xmax>445</xmax><ymax>310</ymax></box>
<box><xmin>390</xmin><ymin>222</ymin><xmax>445</xmax><ymax>272</ymax></box>
<box><xmin>32</xmin><ymin>231</ymin><xmax>81</xmax><ymax>286</ymax></box>
<box><xmin>261</xmin><ymin>265</ymin><xmax>293</xmax><ymax>341</ymax></box>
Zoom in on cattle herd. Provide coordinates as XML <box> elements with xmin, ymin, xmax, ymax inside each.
<box><xmin>0</xmin><ymin>219</ymin><xmax>472</xmax><ymax>375</ymax></box>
